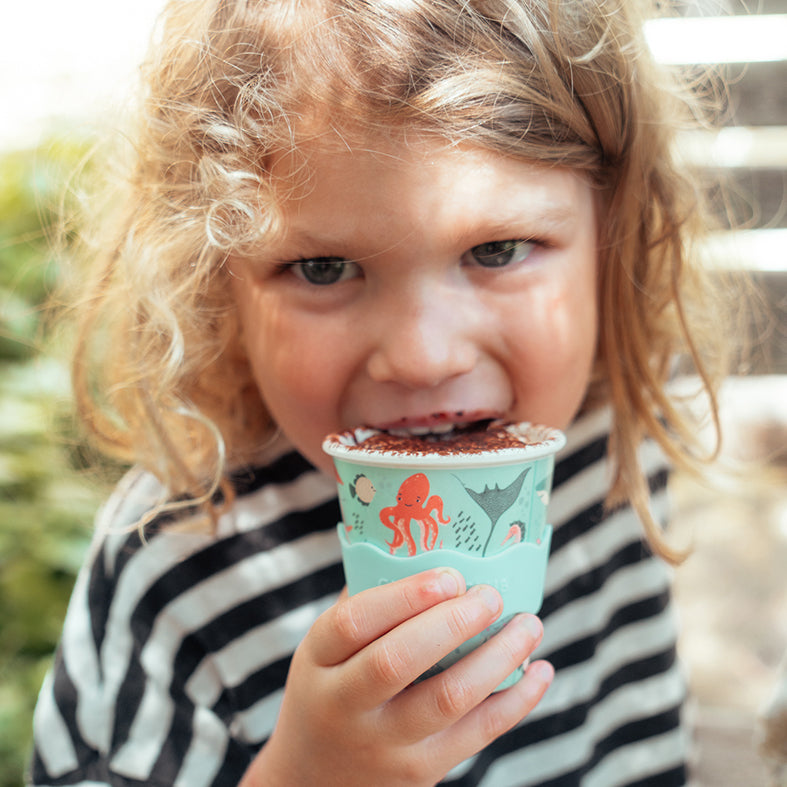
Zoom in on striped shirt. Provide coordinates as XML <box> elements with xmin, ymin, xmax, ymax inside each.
<box><xmin>30</xmin><ymin>408</ymin><xmax>690</xmax><ymax>786</ymax></box>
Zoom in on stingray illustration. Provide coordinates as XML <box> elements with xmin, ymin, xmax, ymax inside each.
<box><xmin>461</xmin><ymin>467</ymin><xmax>531</xmax><ymax>556</ymax></box>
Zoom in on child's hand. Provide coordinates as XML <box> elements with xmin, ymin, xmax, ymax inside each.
<box><xmin>242</xmin><ymin>568</ymin><xmax>553</xmax><ymax>787</ymax></box>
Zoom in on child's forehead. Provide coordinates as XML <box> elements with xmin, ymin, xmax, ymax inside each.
<box><xmin>266</xmin><ymin>122</ymin><xmax>447</xmax><ymax>185</ymax></box>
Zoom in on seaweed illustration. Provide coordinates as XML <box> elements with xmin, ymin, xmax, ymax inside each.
<box><xmin>350</xmin><ymin>510</ymin><xmax>365</xmax><ymax>539</ymax></box>
<box><xmin>452</xmin><ymin>511</ymin><xmax>484</xmax><ymax>553</ymax></box>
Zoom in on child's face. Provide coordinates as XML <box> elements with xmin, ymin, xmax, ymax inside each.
<box><xmin>229</xmin><ymin>133</ymin><xmax>598</xmax><ymax>473</ymax></box>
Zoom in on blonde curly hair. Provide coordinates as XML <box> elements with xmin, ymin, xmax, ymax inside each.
<box><xmin>70</xmin><ymin>0</ymin><xmax>732</xmax><ymax>561</ymax></box>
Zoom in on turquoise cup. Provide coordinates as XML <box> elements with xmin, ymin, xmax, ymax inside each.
<box><xmin>322</xmin><ymin>422</ymin><xmax>565</xmax><ymax>690</ymax></box>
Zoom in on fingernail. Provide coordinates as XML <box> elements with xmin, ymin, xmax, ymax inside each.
<box><xmin>473</xmin><ymin>584</ymin><xmax>502</xmax><ymax>616</ymax></box>
<box><xmin>436</xmin><ymin>568</ymin><xmax>462</xmax><ymax>597</ymax></box>
<box><xmin>517</xmin><ymin>614</ymin><xmax>543</xmax><ymax>640</ymax></box>
<box><xmin>529</xmin><ymin>660</ymin><xmax>555</xmax><ymax>684</ymax></box>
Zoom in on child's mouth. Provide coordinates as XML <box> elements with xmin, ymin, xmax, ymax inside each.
<box><xmin>381</xmin><ymin>416</ymin><xmax>497</xmax><ymax>440</ymax></box>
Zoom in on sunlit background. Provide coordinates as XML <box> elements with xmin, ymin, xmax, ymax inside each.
<box><xmin>0</xmin><ymin>0</ymin><xmax>164</xmax><ymax>150</ymax></box>
<box><xmin>1</xmin><ymin>2</ymin><xmax>785</xmax><ymax>786</ymax></box>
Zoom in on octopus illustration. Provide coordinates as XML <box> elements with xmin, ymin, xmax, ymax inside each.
<box><xmin>380</xmin><ymin>473</ymin><xmax>450</xmax><ymax>556</ymax></box>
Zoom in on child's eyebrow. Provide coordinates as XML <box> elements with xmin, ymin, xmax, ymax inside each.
<box><xmin>269</xmin><ymin>228</ymin><xmax>356</xmax><ymax>257</ymax></box>
<box><xmin>480</xmin><ymin>204</ymin><xmax>578</xmax><ymax>234</ymax></box>
<box><xmin>447</xmin><ymin>203</ymin><xmax>582</xmax><ymax>248</ymax></box>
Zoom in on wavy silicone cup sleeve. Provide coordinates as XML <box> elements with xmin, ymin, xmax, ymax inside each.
<box><xmin>322</xmin><ymin>422</ymin><xmax>566</xmax><ymax>690</ymax></box>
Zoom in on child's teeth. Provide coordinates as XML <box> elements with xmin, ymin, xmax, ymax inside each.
<box><xmin>405</xmin><ymin>425</ymin><xmax>432</xmax><ymax>436</ymax></box>
<box><xmin>430</xmin><ymin>422</ymin><xmax>455</xmax><ymax>434</ymax></box>
<box><xmin>387</xmin><ymin>423</ymin><xmax>456</xmax><ymax>437</ymax></box>
<box><xmin>388</xmin><ymin>427</ymin><xmax>414</xmax><ymax>437</ymax></box>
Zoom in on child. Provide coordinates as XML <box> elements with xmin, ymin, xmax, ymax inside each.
<box><xmin>31</xmin><ymin>0</ymin><xmax>732</xmax><ymax>785</ymax></box>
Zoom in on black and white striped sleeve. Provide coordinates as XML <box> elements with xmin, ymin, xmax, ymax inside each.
<box><xmin>30</xmin><ymin>454</ymin><xmax>343</xmax><ymax>787</ymax></box>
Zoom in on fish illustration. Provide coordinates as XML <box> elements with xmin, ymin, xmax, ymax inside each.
<box><xmin>502</xmin><ymin>521</ymin><xmax>525</xmax><ymax>546</ymax></box>
<box><xmin>350</xmin><ymin>474</ymin><xmax>376</xmax><ymax>505</ymax></box>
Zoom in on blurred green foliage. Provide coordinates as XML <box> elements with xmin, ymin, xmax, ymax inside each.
<box><xmin>1</xmin><ymin>138</ymin><xmax>116</xmax><ymax>787</ymax></box>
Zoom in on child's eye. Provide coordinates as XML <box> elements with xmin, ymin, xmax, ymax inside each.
<box><xmin>288</xmin><ymin>257</ymin><xmax>361</xmax><ymax>285</ymax></box>
<box><xmin>463</xmin><ymin>240</ymin><xmax>535</xmax><ymax>268</ymax></box>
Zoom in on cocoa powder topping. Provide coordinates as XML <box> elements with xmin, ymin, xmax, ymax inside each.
<box><xmin>325</xmin><ymin>421</ymin><xmax>560</xmax><ymax>457</ymax></box>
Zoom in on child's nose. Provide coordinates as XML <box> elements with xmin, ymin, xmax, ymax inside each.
<box><xmin>365</xmin><ymin>289</ymin><xmax>479</xmax><ymax>389</ymax></box>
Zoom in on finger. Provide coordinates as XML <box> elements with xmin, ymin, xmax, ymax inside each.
<box><xmin>309</xmin><ymin>567</ymin><xmax>466</xmax><ymax>666</ymax></box>
<box><xmin>347</xmin><ymin>584</ymin><xmax>505</xmax><ymax>709</ymax></box>
<box><xmin>390</xmin><ymin>612</ymin><xmax>546</xmax><ymax>740</ymax></box>
<box><xmin>434</xmin><ymin>659</ymin><xmax>554</xmax><ymax>767</ymax></box>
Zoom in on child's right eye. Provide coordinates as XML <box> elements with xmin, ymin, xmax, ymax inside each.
<box><xmin>284</xmin><ymin>257</ymin><xmax>361</xmax><ymax>286</ymax></box>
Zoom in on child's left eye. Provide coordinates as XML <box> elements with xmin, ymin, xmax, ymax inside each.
<box><xmin>463</xmin><ymin>240</ymin><xmax>535</xmax><ymax>268</ymax></box>
<box><xmin>287</xmin><ymin>257</ymin><xmax>361</xmax><ymax>285</ymax></box>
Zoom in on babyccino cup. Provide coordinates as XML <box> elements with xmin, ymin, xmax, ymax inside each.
<box><xmin>322</xmin><ymin>421</ymin><xmax>566</xmax><ymax>690</ymax></box>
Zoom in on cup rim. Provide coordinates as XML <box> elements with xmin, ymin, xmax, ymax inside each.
<box><xmin>322</xmin><ymin>422</ymin><xmax>566</xmax><ymax>468</ymax></box>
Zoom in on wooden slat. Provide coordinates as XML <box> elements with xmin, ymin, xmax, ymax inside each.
<box><xmin>741</xmin><ymin>270</ymin><xmax>787</xmax><ymax>373</ymax></box>
<box><xmin>676</xmin><ymin>0</ymin><xmax>787</xmax><ymax>17</ymax></box>
<box><xmin>709</xmin><ymin>170</ymin><xmax>787</xmax><ymax>229</ymax></box>
<box><xmin>724</xmin><ymin>60</ymin><xmax>787</xmax><ymax>126</ymax></box>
